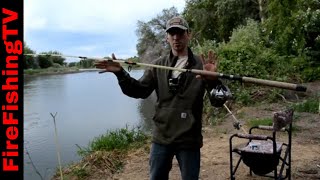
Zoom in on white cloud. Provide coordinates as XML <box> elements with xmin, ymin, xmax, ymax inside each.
<box><xmin>25</xmin><ymin>0</ymin><xmax>186</xmax><ymax>33</ymax></box>
<box><xmin>24</xmin><ymin>2</ymin><xmax>48</xmax><ymax>31</ymax></box>
<box><xmin>24</xmin><ymin>0</ymin><xmax>186</xmax><ymax>58</ymax></box>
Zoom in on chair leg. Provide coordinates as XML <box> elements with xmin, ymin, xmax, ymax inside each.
<box><xmin>230</xmin><ymin>139</ymin><xmax>234</xmax><ymax>180</ymax></box>
<box><xmin>279</xmin><ymin>145</ymin><xmax>291</xmax><ymax>179</ymax></box>
<box><xmin>288</xmin><ymin>148</ymin><xmax>291</xmax><ymax>180</ymax></box>
<box><xmin>230</xmin><ymin>135</ymin><xmax>238</xmax><ymax>180</ymax></box>
<box><xmin>230</xmin><ymin>153</ymin><xmax>235</xmax><ymax>180</ymax></box>
<box><xmin>288</xmin><ymin>123</ymin><xmax>292</xmax><ymax>180</ymax></box>
<box><xmin>230</xmin><ymin>153</ymin><xmax>243</xmax><ymax>180</ymax></box>
<box><xmin>287</xmin><ymin>160</ymin><xmax>291</xmax><ymax>180</ymax></box>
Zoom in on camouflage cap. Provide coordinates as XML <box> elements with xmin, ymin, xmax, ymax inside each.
<box><xmin>166</xmin><ymin>16</ymin><xmax>189</xmax><ymax>32</ymax></box>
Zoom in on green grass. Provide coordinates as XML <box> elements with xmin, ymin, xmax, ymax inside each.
<box><xmin>24</xmin><ymin>69</ymin><xmax>44</xmax><ymax>75</ymax></box>
<box><xmin>247</xmin><ymin>117</ymin><xmax>273</xmax><ymax>127</ymax></box>
<box><xmin>290</xmin><ymin>98</ymin><xmax>319</xmax><ymax>113</ymax></box>
<box><xmin>24</xmin><ymin>67</ymin><xmax>79</xmax><ymax>75</ymax></box>
<box><xmin>77</xmin><ymin>126</ymin><xmax>148</xmax><ymax>156</ymax></box>
<box><xmin>247</xmin><ymin>117</ymin><xmax>300</xmax><ymax>133</ymax></box>
<box><xmin>71</xmin><ymin>167</ymin><xmax>89</xmax><ymax>178</ymax></box>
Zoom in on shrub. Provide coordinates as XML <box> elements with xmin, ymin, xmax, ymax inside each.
<box><xmin>86</xmin><ymin>127</ymin><xmax>148</xmax><ymax>153</ymax></box>
<box><xmin>38</xmin><ymin>55</ymin><xmax>53</xmax><ymax>68</ymax></box>
<box><xmin>192</xmin><ymin>19</ymin><xmax>307</xmax><ymax>105</ymax></box>
<box><xmin>52</xmin><ymin>63</ymin><xmax>62</xmax><ymax>68</ymax></box>
<box><xmin>290</xmin><ymin>98</ymin><xmax>319</xmax><ymax>113</ymax></box>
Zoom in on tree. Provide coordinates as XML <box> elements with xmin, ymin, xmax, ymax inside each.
<box><xmin>265</xmin><ymin>0</ymin><xmax>320</xmax><ymax>81</ymax></box>
<box><xmin>183</xmin><ymin>0</ymin><xmax>261</xmax><ymax>43</ymax></box>
<box><xmin>136</xmin><ymin>7</ymin><xmax>179</xmax><ymax>63</ymax></box>
<box><xmin>183</xmin><ymin>0</ymin><xmax>219</xmax><ymax>43</ymax></box>
<box><xmin>38</xmin><ymin>54</ymin><xmax>53</xmax><ymax>68</ymax></box>
<box><xmin>68</xmin><ymin>62</ymin><xmax>77</xmax><ymax>67</ymax></box>
<box><xmin>36</xmin><ymin>51</ymin><xmax>66</xmax><ymax>68</ymax></box>
<box><xmin>79</xmin><ymin>59</ymin><xmax>95</xmax><ymax>68</ymax></box>
<box><xmin>249</xmin><ymin>0</ymin><xmax>268</xmax><ymax>23</ymax></box>
<box><xmin>23</xmin><ymin>42</ymin><xmax>38</xmax><ymax>69</ymax></box>
<box><xmin>46</xmin><ymin>51</ymin><xmax>66</xmax><ymax>66</ymax></box>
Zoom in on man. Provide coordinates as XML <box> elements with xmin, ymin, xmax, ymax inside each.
<box><xmin>95</xmin><ymin>16</ymin><xmax>225</xmax><ymax>180</ymax></box>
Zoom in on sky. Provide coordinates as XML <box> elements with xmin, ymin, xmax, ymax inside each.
<box><xmin>24</xmin><ymin>0</ymin><xmax>186</xmax><ymax>62</ymax></box>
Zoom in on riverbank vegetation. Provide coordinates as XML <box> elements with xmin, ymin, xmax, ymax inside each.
<box><xmin>77</xmin><ymin>126</ymin><xmax>148</xmax><ymax>156</ymax></box>
<box><xmin>24</xmin><ymin>67</ymin><xmax>80</xmax><ymax>76</ymax></box>
<box><xmin>52</xmin><ymin>126</ymin><xmax>149</xmax><ymax>180</ymax></box>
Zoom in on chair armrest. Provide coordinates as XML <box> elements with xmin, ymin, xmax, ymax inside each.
<box><xmin>234</xmin><ymin>133</ymin><xmax>269</xmax><ymax>140</ymax></box>
<box><xmin>257</xmin><ymin>125</ymin><xmax>273</xmax><ymax>130</ymax></box>
<box><xmin>252</xmin><ymin>125</ymin><xmax>286</xmax><ymax>132</ymax></box>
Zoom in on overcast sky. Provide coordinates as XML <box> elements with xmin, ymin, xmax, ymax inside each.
<box><xmin>24</xmin><ymin>0</ymin><xmax>186</xmax><ymax>61</ymax></box>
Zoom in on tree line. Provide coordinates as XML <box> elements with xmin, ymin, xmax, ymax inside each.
<box><xmin>136</xmin><ymin>0</ymin><xmax>320</xmax><ymax>83</ymax></box>
<box><xmin>23</xmin><ymin>43</ymin><xmax>67</xmax><ymax>69</ymax></box>
<box><xmin>23</xmin><ymin>44</ymin><xmax>97</xmax><ymax>69</ymax></box>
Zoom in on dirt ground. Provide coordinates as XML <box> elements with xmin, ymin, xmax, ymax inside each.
<box><xmin>111</xmin><ymin>104</ymin><xmax>319</xmax><ymax>180</ymax></box>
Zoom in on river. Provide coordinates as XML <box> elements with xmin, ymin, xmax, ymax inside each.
<box><xmin>24</xmin><ymin>70</ymin><xmax>155</xmax><ymax>180</ymax></box>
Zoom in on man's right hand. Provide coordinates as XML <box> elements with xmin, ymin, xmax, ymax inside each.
<box><xmin>94</xmin><ymin>53</ymin><xmax>122</xmax><ymax>72</ymax></box>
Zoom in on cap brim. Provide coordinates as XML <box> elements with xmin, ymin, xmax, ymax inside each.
<box><xmin>166</xmin><ymin>25</ymin><xmax>188</xmax><ymax>32</ymax></box>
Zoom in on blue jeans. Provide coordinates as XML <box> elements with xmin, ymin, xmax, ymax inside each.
<box><xmin>149</xmin><ymin>143</ymin><xmax>200</xmax><ymax>180</ymax></box>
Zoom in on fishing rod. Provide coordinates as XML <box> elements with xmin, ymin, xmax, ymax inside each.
<box><xmin>223</xmin><ymin>104</ymin><xmax>247</xmax><ymax>134</ymax></box>
<box><xmin>24</xmin><ymin>53</ymin><xmax>307</xmax><ymax>92</ymax></box>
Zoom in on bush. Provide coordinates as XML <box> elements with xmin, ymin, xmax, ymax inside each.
<box><xmin>68</xmin><ymin>62</ymin><xmax>77</xmax><ymax>67</ymax></box>
<box><xmin>217</xmin><ymin>19</ymin><xmax>293</xmax><ymax>79</ymax></box>
<box><xmin>192</xmin><ymin>19</ymin><xmax>309</xmax><ymax>105</ymax></box>
<box><xmin>52</xmin><ymin>63</ymin><xmax>62</xmax><ymax>68</ymax></box>
<box><xmin>87</xmin><ymin>127</ymin><xmax>148</xmax><ymax>152</ymax></box>
<box><xmin>38</xmin><ymin>55</ymin><xmax>53</xmax><ymax>68</ymax></box>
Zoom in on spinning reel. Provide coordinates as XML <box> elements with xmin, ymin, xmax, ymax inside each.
<box><xmin>209</xmin><ymin>84</ymin><xmax>232</xmax><ymax>107</ymax></box>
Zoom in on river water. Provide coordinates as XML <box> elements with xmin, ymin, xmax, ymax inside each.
<box><xmin>24</xmin><ymin>70</ymin><xmax>155</xmax><ymax>180</ymax></box>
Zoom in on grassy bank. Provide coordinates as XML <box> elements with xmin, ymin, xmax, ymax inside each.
<box><xmin>24</xmin><ymin>67</ymin><xmax>81</xmax><ymax>76</ymax></box>
<box><xmin>52</xmin><ymin>126</ymin><xmax>149</xmax><ymax>180</ymax></box>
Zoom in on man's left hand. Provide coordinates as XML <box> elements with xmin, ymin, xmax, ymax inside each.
<box><xmin>196</xmin><ymin>50</ymin><xmax>219</xmax><ymax>80</ymax></box>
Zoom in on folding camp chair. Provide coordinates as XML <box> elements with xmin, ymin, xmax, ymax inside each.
<box><xmin>229</xmin><ymin>109</ymin><xmax>293</xmax><ymax>180</ymax></box>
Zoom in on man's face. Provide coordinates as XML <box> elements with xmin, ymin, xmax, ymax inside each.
<box><xmin>166</xmin><ymin>28</ymin><xmax>190</xmax><ymax>52</ymax></box>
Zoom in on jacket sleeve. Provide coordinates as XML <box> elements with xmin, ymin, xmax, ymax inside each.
<box><xmin>113</xmin><ymin>67</ymin><xmax>156</xmax><ymax>99</ymax></box>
